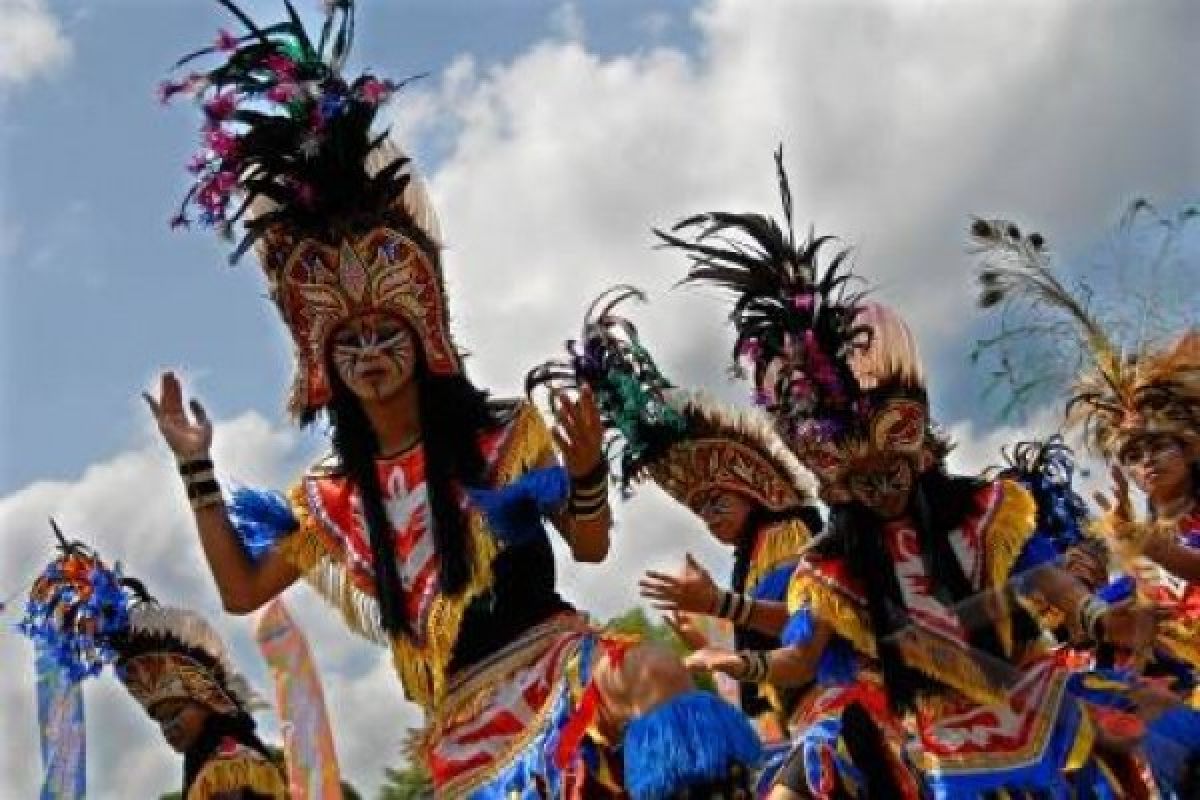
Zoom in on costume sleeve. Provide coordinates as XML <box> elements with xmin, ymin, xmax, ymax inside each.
<box><xmin>225</xmin><ymin>483</ymin><xmax>330</xmax><ymax>574</ymax></box>
<box><xmin>784</xmin><ymin>559</ymin><xmax>876</xmax><ymax>660</ymax></box>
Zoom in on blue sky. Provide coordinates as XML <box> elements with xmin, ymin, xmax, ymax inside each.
<box><xmin>0</xmin><ymin>0</ymin><xmax>701</xmax><ymax>493</ymax></box>
<box><xmin>0</xmin><ymin>0</ymin><xmax>1196</xmax><ymax>796</ymax></box>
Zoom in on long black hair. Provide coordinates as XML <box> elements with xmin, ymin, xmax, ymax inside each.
<box><xmin>821</xmin><ymin>469</ymin><xmax>1041</xmax><ymax>712</ymax></box>
<box><xmin>322</xmin><ymin>343</ymin><xmax>499</xmax><ymax>635</ymax></box>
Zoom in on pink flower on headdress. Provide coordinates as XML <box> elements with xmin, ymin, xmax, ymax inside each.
<box><xmin>738</xmin><ymin>338</ymin><xmax>762</xmax><ymax>360</ymax></box>
<box><xmin>214</xmin><ymin>28</ymin><xmax>238</xmax><ymax>52</ymax></box>
<box><xmin>308</xmin><ymin>105</ymin><xmax>326</xmax><ymax>131</ymax></box>
<box><xmin>263</xmin><ymin>53</ymin><xmax>297</xmax><ymax>80</ymax></box>
<box><xmin>212</xmin><ymin>170</ymin><xmax>238</xmax><ymax>194</ymax></box>
<box><xmin>203</xmin><ymin>91</ymin><xmax>237</xmax><ymax>123</ymax></box>
<box><xmin>204</xmin><ymin>128</ymin><xmax>238</xmax><ymax>159</ymax></box>
<box><xmin>359</xmin><ymin>77</ymin><xmax>391</xmax><ymax>105</ymax></box>
<box><xmin>791</xmin><ymin>293</ymin><xmax>813</xmax><ymax>312</ymax></box>
<box><xmin>186</xmin><ymin>153</ymin><xmax>209</xmax><ymax>175</ymax></box>
<box><xmin>267</xmin><ymin>82</ymin><xmax>300</xmax><ymax>104</ymax></box>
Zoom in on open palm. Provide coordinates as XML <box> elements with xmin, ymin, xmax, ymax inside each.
<box><xmin>143</xmin><ymin>371</ymin><xmax>212</xmax><ymax>459</ymax></box>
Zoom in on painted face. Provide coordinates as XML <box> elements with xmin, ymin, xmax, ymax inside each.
<box><xmin>150</xmin><ymin>699</ymin><xmax>210</xmax><ymax>753</ymax></box>
<box><xmin>847</xmin><ymin>454</ymin><xmax>916</xmax><ymax>519</ymax></box>
<box><xmin>691</xmin><ymin>489</ymin><xmax>753</xmax><ymax>545</ymax></box>
<box><xmin>330</xmin><ymin>313</ymin><xmax>417</xmax><ymax>401</ymax></box>
<box><xmin>1119</xmin><ymin>433</ymin><xmax>1192</xmax><ymax>505</ymax></box>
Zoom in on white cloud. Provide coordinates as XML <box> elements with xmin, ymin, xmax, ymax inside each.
<box><xmin>0</xmin><ymin>411</ymin><xmax>422</xmax><ymax>798</ymax></box>
<box><xmin>0</xmin><ymin>0</ymin><xmax>72</xmax><ymax>86</ymax></box>
<box><xmin>2</xmin><ymin>0</ymin><xmax>1192</xmax><ymax>795</ymax></box>
<box><xmin>392</xmin><ymin>0</ymin><xmax>1194</xmax><ymax>407</ymax></box>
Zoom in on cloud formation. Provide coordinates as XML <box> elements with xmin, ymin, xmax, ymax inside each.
<box><xmin>0</xmin><ymin>0</ymin><xmax>72</xmax><ymax>87</ymax></box>
<box><xmin>2</xmin><ymin>0</ymin><xmax>1193</xmax><ymax>796</ymax></box>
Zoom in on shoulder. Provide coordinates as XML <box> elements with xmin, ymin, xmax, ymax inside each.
<box><xmin>484</xmin><ymin>398</ymin><xmax>557</xmax><ymax>482</ymax></box>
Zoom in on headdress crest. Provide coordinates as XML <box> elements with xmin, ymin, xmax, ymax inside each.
<box><xmin>21</xmin><ymin>523</ymin><xmax>262</xmax><ymax>716</ymax></box>
<box><xmin>526</xmin><ymin>286</ymin><xmax>817</xmax><ymax>515</ymax></box>
<box><xmin>969</xmin><ymin>216</ymin><xmax>1200</xmax><ymax>458</ymax></box>
<box><xmin>660</xmin><ymin>149</ymin><xmax>927</xmax><ymax>497</ymax></box>
<box><xmin>164</xmin><ymin>0</ymin><xmax>459</xmax><ymax>417</ymax></box>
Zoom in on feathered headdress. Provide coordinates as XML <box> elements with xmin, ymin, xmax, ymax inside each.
<box><xmin>164</xmin><ymin>0</ymin><xmax>459</xmax><ymax>417</ymax></box>
<box><xmin>526</xmin><ymin>285</ymin><xmax>817</xmax><ymax>514</ymax></box>
<box><xmin>21</xmin><ymin>523</ymin><xmax>262</xmax><ymax>716</ymax></box>
<box><xmin>993</xmin><ymin>435</ymin><xmax>1090</xmax><ymax>553</ymax></box>
<box><xmin>660</xmin><ymin>149</ymin><xmax>927</xmax><ymax>498</ymax></box>
<box><xmin>969</xmin><ymin>218</ymin><xmax>1200</xmax><ymax>458</ymax></box>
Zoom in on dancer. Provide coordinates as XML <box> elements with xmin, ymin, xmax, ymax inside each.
<box><xmin>661</xmin><ymin>150</ymin><xmax>1200</xmax><ymax>797</ymax></box>
<box><xmin>528</xmin><ymin>285</ymin><xmax>822</xmax><ymax>731</ymax></box>
<box><xmin>22</xmin><ymin>526</ymin><xmax>286</xmax><ymax>800</ymax></box>
<box><xmin>148</xmin><ymin>3</ymin><xmax>759</xmax><ymax>797</ymax></box>
<box><xmin>971</xmin><ymin>218</ymin><xmax>1200</xmax><ymax>687</ymax></box>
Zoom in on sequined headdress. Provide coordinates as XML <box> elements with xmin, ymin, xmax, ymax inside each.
<box><xmin>21</xmin><ymin>525</ymin><xmax>262</xmax><ymax>717</ymax></box>
<box><xmin>164</xmin><ymin>0</ymin><xmax>459</xmax><ymax>418</ymax></box>
<box><xmin>527</xmin><ymin>286</ymin><xmax>817</xmax><ymax>515</ymax></box>
<box><xmin>969</xmin><ymin>218</ymin><xmax>1200</xmax><ymax>459</ymax></box>
<box><xmin>658</xmin><ymin>149</ymin><xmax>928</xmax><ymax>501</ymax></box>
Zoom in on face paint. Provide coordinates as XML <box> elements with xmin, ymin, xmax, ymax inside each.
<box><xmin>848</xmin><ymin>455</ymin><xmax>916</xmax><ymax>519</ymax></box>
<box><xmin>1119</xmin><ymin>433</ymin><xmax>1191</xmax><ymax>505</ymax></box>
<box><xmin>151</xmin><ymin>699</ymin><xmax>209</xmax><ymax>753</ymax></box>
<box><xmin>692</xmin><ymin>490</ymin><xmax>752</xmax><ymax>545</ymax></box>
<box><xmin>330</xmin><ymin>314</ymin><xmax>417</xmax><ymax>401</ymax></box>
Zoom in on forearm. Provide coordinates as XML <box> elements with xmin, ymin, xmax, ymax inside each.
<box><xmin>558</xmin><ymin>509</ymin><xmax>612</xmax><ymax>563</ymax></box>
<box><xmin>191</xmin><ymin>503</ymin><xmax>267</xmax><ymax>613</ymax></box>
<box><xmin>723</xmin><ymin>626</ymin><xmax>832</xmax><ymax>688</ymax></box>
<box><xmin>1147</xmin><ymin>539</ymin><xmax>1200</xmax><ymax>583</ymax></box>
<box><xmin>744</xmin><ymin>598</ymin><xmax>790</xmax><ymax>637</ymax></box>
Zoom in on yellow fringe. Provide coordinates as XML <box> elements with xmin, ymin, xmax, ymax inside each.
<box><xmin>745</xmin><ymin>518</ymin><xmax>812</xmax><ymax>594</ymax></box>
<box><xmin>188</xmin><ymin>752</ymin><xmax>286</xmax><ymax>800</ymax></box>
<box><xmin>786</xmin><ymin>570</ymin><xmax>877</xmax><ymax>659</ymax></box>
<box><xmin>283</xmin><ymin>401</ymin><xmax>555</xmax><ymax>710</ymax></box>
<box><xmin>981</xmin><ymin>480</ymin><xmax>1038</xmax><ymax>657</ymax></box>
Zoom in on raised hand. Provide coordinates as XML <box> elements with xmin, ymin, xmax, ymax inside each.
<box><xmin>551</xmin><ymin>385</ymin><xmax>604</xmax><ymax>478</ymax></box>
<box><xmin>639</xmin><ymin>553</ymin><xmax>719</xmax><ymax>615</ymax></box>
<box><xmin>142</xmin><ymin>371</ymin><xmax>213</xmax><ymax>460</ymax></box>
<box><xmin>1094</xmin><ymin>466</ymin><xmax>1161</xmax><ymax>561</ymax></box>
<box><xmin>663</xmin><ymin>611</ymin><xmax>710</xmax><ymax>651</ymax></box>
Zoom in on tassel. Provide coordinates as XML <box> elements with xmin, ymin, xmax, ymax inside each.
<box><xmin>622</xmin><ymin>690</ymin><xmax>761</xmax><ymax>799</ymax></box>
<box><xmin>227</xmin><ymin>486</ymin><xmax>299</xmax><ymax>560</ymax></box>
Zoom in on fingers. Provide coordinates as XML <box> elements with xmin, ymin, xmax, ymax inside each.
<box><xmin>190</xmin><ymin>398</ymin><xmax>211</xmax><ymax>430</ymax></box>
<box><xmin>141</xmin><ymin>391</ymin><xmax>161</xmax><ymax>417</ymax></box>
<box><xmin>552</xmin><ymin>427</ymin><xmax>574</xmax><ymax>460</ymax></box>
<box><xmin>663</xmin><ymin>614</ymin><xmax>686</xmax><ymax>641</ymax></box>
<box><xmin>161</xmin><ymin>371</ymin><xmax>183</xmax><ymax>413</ymax></box>
<box><xmin>1113</xmin><ymin>468</ymin><xmax>1133</xmax><ymax>519</ymax></box>
<box><xmin>1093</xmin><ymin>491</ymin><xmax>1112</xmax><ymax>513</ymax></box>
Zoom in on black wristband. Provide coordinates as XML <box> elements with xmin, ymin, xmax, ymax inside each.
<box><xmin>570</xmin><ymin>459</ymin><xmax>609</xmax><ymax>494</ymax></box>
<box><xmin>186</xmin><ymin>479</ymin><xmax>221</xmax><ymax>499</ymax></box>
<box><xmin>179</xmin><ymin>457</ymin><xmax>215</xmax><ymax>477</ymax></box>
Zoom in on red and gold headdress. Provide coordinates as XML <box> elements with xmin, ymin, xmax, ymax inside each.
<box><xmin>658</xmin><ymin>150</ymin><xmax>928</xmax><ymax>501</ymax></box>
<box><xmin>527</xmin><ymin>286</ymin><xmax>818</xmax><ymax>516</ymax></box>
<box><xmin>164</xmin><ymin>1</ymin><xmax>460</xmax><ymax>417</ymax></box>
<box><xmin>969</xmin><ymin>217</ymin><xmax>1200</xmax><ymax>459</ymax></box>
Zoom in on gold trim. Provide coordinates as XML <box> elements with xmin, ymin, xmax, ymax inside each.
<box><xmin>745</xmin><ymin>518</ymin><xmax>811</xmax><ymax>593</ymax></box>
<box><xmin>188</xmin><ymin>751</ymin><xmax>286</xmax><ymax>800</ymax></box>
